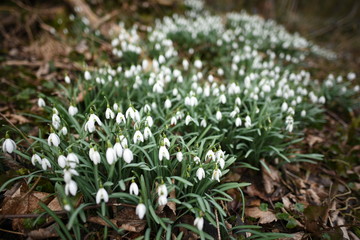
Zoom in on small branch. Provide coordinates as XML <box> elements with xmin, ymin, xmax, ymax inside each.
<box><xmin>215</xmin><ymin>209</ymin><xmax>221</xmax><ymax>240</ymax></box>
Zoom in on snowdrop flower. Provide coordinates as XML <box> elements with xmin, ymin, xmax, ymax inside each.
<box><xmin>144</xmin><ymin>127</ymin><xmax>152</xmax><ymax>140</ymax></box>
<box><xmin>85</xmin><ymin>113</ymin><xmax>103</xmax><ymax>133</ymax></box>
<box><xmin>41</xmin><ymin>157</ymin><xmax>51</xmax><ymax>170</ymax></box>
<box><xmin>196</xmin><ymin>167</ymin><xmax>205</xmax><ymax>180</ymax></box>
<box><xmin>218</xmin><ymin>158</ymin><xmax>225</xmax><ymax>169</ymax></box>
<box><xmin>216</xmin><ymin>148</ymin><xmax>225</xmax><ymax>160</ymax></box>
<box><xmin>52</xmin><ymin>113</ymin><xmax>61</xmax><ymax>130</ymax></box>
<box><xmin>157</xmin><ymin>184</ymin><xmax>168</xmax><ymax>197</ymax></box>
<box><xmin>145</xmin><ymin>115</ymin><xmax>153</xmax><ymax>127</ymax></box>
<box><xmin>245</xmin><ymin>116</ymin><xmax>252</xmax><ymax>128</ymax></box>
<box><xmin>65</xmin><ymin>180</ymin><xmax>78</xmax><ymax>196</ymax></box>
<box><xmin>200</xmin><ymin>118</ymin><xmax>207</xmax><ymax>128</ymax></box>
<box><xmin>235</xmin><ymin>117</ymin><xmax>242</xmax><ymax>127</ymax></box>
<box><xmin>159</xmin><ymin>145</ymin><xmax>170</xmax><ymax>161</ymax></box>
<box><xmin>211</xmin><ymin>166</ymin><xmax>222</xmax><ymax>182</ymax></box>
<box><xmin>143</xmin><ymin>104</ymin><xmax>151</xmax><ymax>113</ymax></box>
<box><xmin>219</xmin><ymin>94</ymin><xmax>226</xmax><ymax>104</ymax></box>
<box><xmin>58</xmin><ymin>154</ymin><xmax>67</xmax><ymax>168</ymax></box>
<box><xmin>133</xmin><ymin>130</ymin><xmax>144</xmax><ymax>144</ymax></box>
<box><xmin>171</xmin><ymin>116</ymin><xmax>177</xmax><ymax>125</ymax></box>
<box><xmin>301</xmin><ymin>110</ymin><xmax>306</xmax><ymax>117</ymax></box>
<box><xmin>116</xmin><ymin>112</ymin><xmax>126</xmax><ymax>124</ymax></box>
<box><xmin>185</xmin><ymin>114</ymin><xmax>193</xmax><ymax>125</ymax></box>
<box><xmin>96</xmin><ymin>187</ymin><xmax>109</xmax><ymax>204</ymax></box>
<box><xmin>235</xmin><ymin>97</ymin><xmax>242</xmax><ymax>106</ymax></box>
<box><xmin>105</xmin><ymin>107</ymin><xmax>115</xmax><ymax>119</ymax></box>
<box><xmin>176</xmin><ymin>151</ymin><xmax>183</xmax><ymax>162</ymax></box>
<box><xmin>48</xmin><ymin>132</ymin><xmax>60</xmax><ymax>147</ymax></box>
<box><xmin>68</xmin><ymin>105</ymin><xmax>78</xmax><ymax>116</ymax></box>
<box><xmin>285</xmin><ymin>115</ymin><xmax>294</xmax><ymax>132</ymax></box>
<box><xmin>217</xmin><ymin>68</ymin><xmax>224</xmax><ymax>76</ymax></box>
<box><xmin>38</xmin><ymin>98</ymin><xmax>46</xmax><ymax>108</ymax></box>
<box><xmin>347</xmin><ymin>72</ymin><xmax>356</xmax><ymax>81</ymax></box>
<box><xmin>129</xmin><ymin>181</ymin><xmax>139</xmax><ymax>195</ymax></box>
<box><xmin>106</xmin><ymin>143</ymin><xmax>117</xmax><ymax>165</ymax></box>
<box><xmin>84</xmin><ymin>71</ymin><xmax>91</xmax><ymax>80</ymax></box>
<box><xmin>194</xmin><ymin>156</ymin><xmax>201</xmax><ymax>164</ymax></box>
<box><xmin>61</xmin><ymin>126</ymin><xmax>68</xmax><ymax>135</ymax></box>
<box><xmin>158</xmin><ymin>195</ymin><xmax>168</xmax><ymax>206</ymax></box>
<box><xmin>136</xmin><ymin>202</ymin><xmax>146</xmax><ymax>219</ymax></box>
<box><xmin>216</xmin><ymin>110</ymin><xmax>222</xmax><ymax>121</ymax></box>
<box><xmin>31</xmin><ymin>153</ymin><xmax>41</xmax><ymax>166</ymax></box>
<box><xmin>164</xmin><ymin>99</ymin><xmax>172</xmax><ymax>109</ymax></box>
<box><xmin>123</xmin><ymin>148</ymin><xmax>134</xmax><ymax>163</ymax></box>
<box><xmin>63</xmin><ymin>168</ymin><xmax>79</xmax><ymax>183</ymax></box>
<box><xmin>113</xmin><ymin>103</ymin><xmax>119</xmax><ymax>111</ymax></box>
<box><xmin>67</xmin><ymin>152</ymin><xmax>79</xmax><ymax>167</ymax></box>
<box><xmin>2</xmin><ymin>134</ymin><xmax>16</xmax><ymax>154</ymax></box>
<box><xmin>194</xmin><ymin>59</ymin><xmax>202</xmax><ymax>69</ymax></box>
<box><xmin>119</xmin><ymin>135</ymin><xmax>128</xmax><ymax>147</ymax></box>
<box><xmin>281</xmin><ymin>102</ymin><xmax>288</xmax><ymax>112</ymax></box>
<box><xmin>163</xmin><ymin>137</ymin><xmax>170</xmax><ymax>148</ymax></box>
<box><xmin>206</xmin><ymin>150</ymin><xmax>216</xmax><ymax>161</ymax></box>
<box><xmin>194</xmin><ymin>216</ymin><xmax>204</xmax><ymax>231</ymax></box>
<box><xmin>183</xmin><ymin>59</ymin><xmax>189</xmax><ymax>70</ymax></box>
<box><xmin>64</xmin><ymin>75</ymin><xmax>71</xmax><ymax>84</ymax></box>
<box><xmin>89</xmin><ymin>147</ymin><xmax>101</xmax><ymax>165</ymax></box>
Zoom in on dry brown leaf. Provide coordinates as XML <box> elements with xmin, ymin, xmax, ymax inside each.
<box><xmin>261</xmin><ymin>162</ymin><xmax>281</xmax><ymax>194</ymax></box>
<box><xmin>279</xmin><ymin>232</ymin><xmax>305</xmax><ymax>240</ymax></box>
<box><xmin>245</xmin><ymin>207</ymin><xmax>277</xmax><ymax>224</ymax></box>
<box><xmin>306</xmin><ymin>135</ymin><xmax>324</xmax><ymax>147</ymax></box>
<box><xmin>88</xmin><ymin>216</ymin><xmax>117</xmax><ymax>227</ymax></box>
<box><xmin>27</xmin><ymin>224</ymin><xmax>59</xmax><ymax>239</ymax></box>
<box><xmin>47</xmin><ymin>197</ymin><xmax>63</xmax><ymax>211</ymax></box>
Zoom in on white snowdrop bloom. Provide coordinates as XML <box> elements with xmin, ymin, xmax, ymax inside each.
<box><xmin>218</xmin><ymin>158</ymin><xmax>225</xmax><ymax>169</ymax></box>
<box><xmin>63</xmin><ymin>168</ymin><xmax>79</xmax><ymax>183</ymax></box>
<box><xmin>106</xmin><ymin>146</ymin><xmax>117</xmax><ymax>165</ymax></box>
<box><xmin>347</xmin><ymin>72</ymin><xmax>356</xmax><ymax>81</ymax></box>
<box><xmin>245</xmin><ymin>116</ymin><xmax>252</xmax><ymax>128</ymax></box>
<box><xmin>68</xmin><ymin>105</ymin><xmax>78</xmax><ymax>116</ymax></box>
<box><xmin>196</xmin><ymin>167</ymin><xmax>205</xmax><ymax>181</ymax></box>
<box><xmin>235</xmin><ymin>117</ymin><xmax>242</xmax><ymax>127</ymax></box>
<box><xmin>219</xmin><ymin>94</ymin><xmax>226</xmax><ymax>104</ymax></box>
<box><xmin>136</xmin><ymin>203</ymin><xmax>146</xmax><ymax>219</ymax></box>
<box><xmin>301</xmin><ymin>110</ymin><xmax>306</xmax><ymax>117</ymax></box>
<box><xmin>123</xmin><ymin>148</ymin><xmax>134</xmax><ymax>163</ymax></box>
<box><xmin>183</xmin><ymin>59</ymin><xmax>189</xmax><ymax>70</ymax></box>
<box><xmin>129</xmin><ymin>182</ymin><xmax>139</xmax><ymax>195</ymax></box>
<box><xmin>134</xmin><ymin>110</ymin><xmax>141</xmax><ymax>122</ymax></box>
<box><xmin>61</xmin><ymin>126</ymin><xmax>68</xmax><ymax>135</ymax></box>
<box><xmin>133</xmin><ymin>130</ymin><xmax>144</xmax><ymax>144</ymax></box>
<box><xmin>52</xmin><ymin>113</ymin><xmax>61</xmax><ymax>130</ymax></box>
<box><xmin>164</xmin><ymin>99</ymin><xmax>172</xmax><ymax>109</ymax></box>
<box><xmin>354</xmin><ymin>85</ymin><xmax>360</xmax><ymax>92</ymax></box>
<box><xmin>125</xmin><ymin>106</ymin><xmax>135</xmax><ymax>120</ymax></box>
<box><xmin>113</xmin><ymin>142</ymin><xmax>123</xmax><ymax>158</ymax></box>
<box><xmin>84</xmin><ymin>71</ymin><xmax>91</xmax><ymax>80</ymax></box>
<box><xmin>194</xmin><ymin>156</ymin><xmax>201</xmax><ymax>164</ymax></box>
<box><xmin>184</xmin><ymin>96</ymin><xmax>191</xmax><ymax>106</ymax></box>
<box><xmin>2</xmin><ymin>137</ymin><xmax>16</xmax><ymax>154</ymax></box>
<box><xmin>41</xmin><ymin>158</ymin><xmax>51</xmax><ymax>170</ymax></box>
<box><xmin>48</xmin><ymin>133</ymin><xmax>60</xmax><ymax>147</ymax></box>
<box><xmin>159</xmin><ymin>145</ymin><xmax>170</xmax><ymax>161</ymax></box>
<box><xmin>171</xmin><ymin>116</ymin><xmax>177</xmax><ymax>125</ymax></box>
<box><xmin>206</xmin><ymin>150</ymin><xmax>216</xmax><ymax>161</ymax></box>
<box><xmin>158</xmin><ymin>195</ymin><xmax>168</xmax><ymax>206</ymax></box>
<box><xmin>217</xmin><ymin>68</ymin><xmax>224</xmax><ymax>76</ymax></box>
<box><xmin>172</xmin><ymin>88</ymin><xmax>179</xmax><ymax>96</ymax></box>
<box><xmin>31</xmin><ymin>153</ymin><xmax>41</xmax><ymax>166</ymax></box>
<box><xmin>287</xmin><ymin>107</ymin><xmax>295</xmax><ymax>115</ymax></box>
<box><xmin>235</xmin><ymin>97</ymin><xmax>242</xmax><ymax>106</ymax></box>
<box><xmin>281</xmin><ymin>102</ymin><xmax>288</xmax><ymax>112</ymax></box>
<box><xmin>176</xmin><ymin>151</ymin><xmax>183</xmax><ymax>162</ymax></box>
<box><xmin>105</xmin><ymin>107</ymin><xmax>115</xmax><ymax>119</ymax></box>
<box><xmin>185</xmin><ymin>115</ymin><xmax>193</xmax><ymax>125</ymax></box>
<box><xmin>143</xmin><ymin>104</ymin><xmax>151</xmax><ymax>113</ymax></box>
<box><xmin>89</xmin><ymin>147</ymin><xmax>101</xmax><ymax>165</ymax></box>
<box><xmin>208</xmin><ymin>74</ymin><xmax>214</xmax><ymax>82</ymax></box>
<box><xmin>285</xmin><ymin>115</ymin><xmax>294</xmax><ymax>132</ymax></box>
<box><xmin>119</xmin><ymin>135</ymin><xmax>128</xmax><ymax>148</ymax></box>
<box><xmin>64</xmin><ymin>204</ymin><xmax>71</xmax><ymax>212</ymax></box>
<box><xmin>157</xmin><ymin>184</ymin><xmax>168</xmax><ymax>197</ymax></box>
<box><xmin>200</xmin><ymin>118</ymin><xmax>207</xmax><ymax>128</ymax></box>
<box><xmin>194</xmin><ymin>59</ymin><xmax>202</xmax><ymax>69</ymax></box>
<box><xmin>216</xmin><ymin>110</ymin><xmax>222</xmax><ymax>121</ymax></box>
<box><xmin>230</xmin><ymin>108</ymin><xmax>239</xmax><ymax>118</ymax></box>
<box><xmin>38</xmin><ymin>98</ymin><xmax>46</xmax><ymax>108</ymax></box>
<box><xmin>57</xmin><ymin>154</ymin><xmax>67</xmax><ymax>168</ymax></box>
<box><xmin>163</xmin><ymin>137</ymin><xmax>170</xmax><ymax>148</ymax></box>
<box><xmin>65</xmin><ymin>180</ymin><xmax>78</xmax><ymax>196</ymax></box>
<box><xmin>64</xmin><ymin>75</ymin><xmax>71</xmax><ymax>84</ymax></box>
<box><xmin>216</xmin><ymin>149</ymin><xmax>225</xmax><ymax>160</ymax></box>
<box><xmin>211</xmin><ymin>168</ymin><xmax>222</xmax><ymax>182</ymax></box>
<box><xmin>144</xmin><ymin>127</ymin><xmax>152</xmax><ymax>140</ymax></box>
<box><xmin>116</xmin><ymin>112</ymin><xmax>126</xmax><ymax>124</ymax></box>
<box><xmin>67</xmin><ymin>152</ymin><xmax>79</xmax><ymax>167</ymax></box>
<box><xmin>145</xmin><ymin>115</ymin><xmax>154</xmax><ymax>127</ymax></box>
<box><xmin>194</xmin><ymin>216</ymin><xmax>204</xmax><ymax>231</ymax></box>
<box><xmin>96</xmin><ymin>187</ymin><xmax>109</xmax><ymax>204</ymax></box>
<box><xmin>318</xmin><ymin>96</ymin><xmax>326</xmax><ymax>104</ymax></box>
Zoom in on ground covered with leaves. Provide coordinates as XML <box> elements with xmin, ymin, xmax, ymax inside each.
<box><xmin>0</xmin><ymin>0</ymin><xmax>359</xmax><ymax>239</ymax></box>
